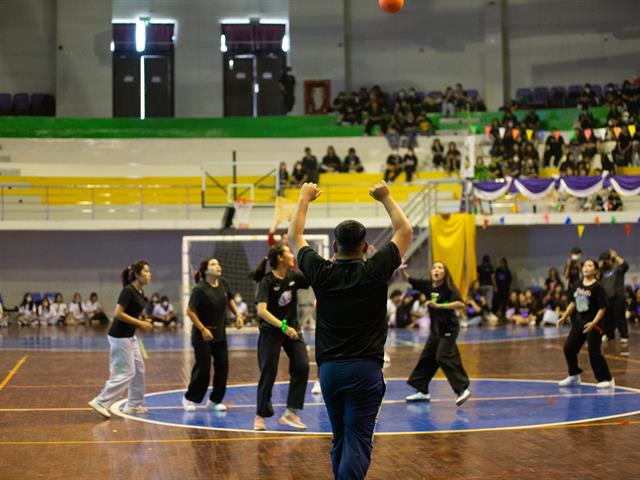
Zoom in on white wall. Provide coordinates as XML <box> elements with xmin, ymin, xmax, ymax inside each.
<box><xmin>2</xmin><ymin>0</ymin><xmax>640</xmax><ymax>116</ymax></box>
<box><xmin>0</xmin><ymin>0</ymin><xmax>56</xmax><ymax>94</ymax></box>
<box><xmin>289</xmin><ymin>0</ymin><xmax>345</xmax><ymax>115</ymax></box>
<box><xmin>508</xmin><ymin>0</ymin><xmax>640</xmax><ymax>90</ymax></box>
<box><xmin>56</xmin><ymin>0</ymin><xmax>113</xmax><ymax>116</ymax></box>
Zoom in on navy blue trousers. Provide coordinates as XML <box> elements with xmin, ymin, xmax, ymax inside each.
<box><xmin>319</xmin><ymin>359</ymin><xmax>385</xmax><ymax>480</ymax></box>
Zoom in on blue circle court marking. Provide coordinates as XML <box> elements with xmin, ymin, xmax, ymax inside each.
<box><xmin>111</xmin><ymin>378</ymin><xmax>640</xmax><ymax>435</ymax></box>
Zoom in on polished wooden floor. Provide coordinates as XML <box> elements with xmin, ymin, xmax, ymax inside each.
<box><xmin>1</xmin><ymin>325</ymin><xmax>639</xmax><ymax>480</ymax></box>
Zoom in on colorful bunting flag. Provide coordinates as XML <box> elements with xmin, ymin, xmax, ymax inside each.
<box><xmin>594</xmin><ymin>215</ymin><xmax>601</xmax><ymax>225</ymax></box>
<box><xmin>565</xmin><ymin>216</ymin><xmax>572</xmax><ymax>225</ymax></box>
<box><xmin>543</xmin><ymin>212</ymin><xmax>550</xmax><ymax>224</ymax></box>
<box><xmin>577</xmin><ymin>224</ymin><xmax>585</xmax><ymax>238</ymax></box>
<box><xmin>499</xmin><ymin>127</ymin><xmax>506</xmax><ymax>138</ymax></box>
<box><xmin>625</xmin><ymin>224</ymin><xmax>631</xmax><ymax>237</ymax></box>
<box><xmin>613</xmin><ymin>126</ymin><xmax>622</xmax><ymax>139</ymax></box>
<box><xmin>629</xmin><ymin>125</ymin><xmax>637</xmax><ymax>137</ymax></box>
<box><xmin>499</xmin><ymin>216</ymin><xmax>505</xmax><ymax>225</ymax></box>
<box><xmin>484</xmin><ymin>125</ymin><xmax>491</xmax><ymax>136</ymax></box>
<box><xmin>584</xmin><ymin>128</ymin><xmax>592</xmax><ymax>141</ymax></box>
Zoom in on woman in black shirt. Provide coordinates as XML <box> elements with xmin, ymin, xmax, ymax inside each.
<box><xmin>252</xmin><ymin>243</ymin><xmax>310</xmax><ymax>431</ymax></box>
<box><xmin>556</xmin><ymin>259</ymin><xmax>614</xmax><ymax>388</ymax></box>
<box><xmin>89</xmin><ymin>260</ymin><xmax>153</xmax><ymax>418</ymax></box>
<box><xmin>404</xmin><ymin>261</ymin><xmax>471</xmax><ymax>406</ymax></box>
<box><xmin>182</xmin><ymin>258</ymin><xmax>244</xmax><ymax>412</ymax></box>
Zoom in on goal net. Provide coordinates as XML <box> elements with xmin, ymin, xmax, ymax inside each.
<box><xmin>181</xmin><ymin>234</ymin><xmax>331</xmax><ymax>328</ymax></box>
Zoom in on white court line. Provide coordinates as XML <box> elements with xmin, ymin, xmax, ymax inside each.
<box><xmin>110</xmin><ymin>378</ymin><xmax>640</xmax><ymax>436</ymax></box>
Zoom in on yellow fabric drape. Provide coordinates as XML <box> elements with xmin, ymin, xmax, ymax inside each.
<box><xmin>429</xmin><ymin>213</ymin><xmax>477</xmax><ymax>298</ymax></box>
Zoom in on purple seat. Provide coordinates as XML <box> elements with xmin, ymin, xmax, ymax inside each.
<box><xmin>12</xmin><ymin>93</ymin><xmax>30</xmax><ymax>115</ymax></box>
<box><xmin>590</xmin><ymin>84</ymin><xmax>602</xmax><ymax>98</ymax></box>
<box><xmin>30</xmin><ymin>94</ymin><xmax>55</xmax><ymax>116</ymax></box>
<box><xmin>531</xmin><ymin>87</ymin><xmax>549</xmax><ymax>108</ymax></box>
<box><xmin>31</xmin><ymin>292</ymin><xmax>42</xmax><ymax>305</ymax></box>
<box><xmin>43</xmin><ymin>291</ymin><xmax>59</xmax><ymax>301</ymax></box>
<box><xmin>515</xmin><ymin>88</ymin><xmax>533</xmax><ymax>106</ymax></box>
<box><xmin>465</xmin><ymin>89</ymin><xmax>479</xmax><ymax>99</ymax></box>
<box><xmin>549</xmin><ymin>86</ymin><xmax>567</xmax><ymax>107</ymax></box>
<box><xmin>0</xmin><ymin>93</ymin><xmax>11</xmax><ymax>115</ymax></box>
<box><xmin>567</xmin><ymin>85</ymin><xmax>582</xmax><ymax>107</ymax></box>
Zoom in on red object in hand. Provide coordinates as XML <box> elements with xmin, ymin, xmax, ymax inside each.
<box><xmin>379</xmin><ymin>0</ymin><xmax>404</xmax><ymax>14</ymax></box>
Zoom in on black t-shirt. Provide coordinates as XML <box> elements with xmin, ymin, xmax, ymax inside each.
<box><xmin>495</xmin><ymin>267</ymin><xmax>512</xmax><ymax>293</ymax></box>
<box><xmin>408</xmin><ymin>278</ymin><xmax>462</xmax><ymax>336</ymax></box>
<box><xmin>189</xmin><ymin>279</ymin><xmax>232</xmax><ymax>343</ymax></box>
<box><xmin>572</xmin><ymin>281</ymin><xmax>607</xmax><ymax>324</ymax></box>
<box><xmin>108</xmin><ymin>285</ymin><xmax>148</xmax><ymax>338</ymax></box>
<box><xmin>256</xmin><ymin>270</ymin><xmax>309</xmax><ymax>332</ymax></box>
<box><xmin>477</xmin><ymin>263</ymin><xmax>494</xmax><ymax>286</ymax></box>
<box><xmin>298</xmin><ymin>242</ymin><xmax>401</xmax><ymax>365</ymax></box>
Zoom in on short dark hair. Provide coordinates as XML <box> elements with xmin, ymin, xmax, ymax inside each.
<box><xmin>598</xmin><ymin>251</ymin><xmax>611</xmax><ymax>261</ymax></box>
<box><xmin>335</xmin><ymin>220</ymin><xmax>367</xmax><ymax>255</ymax></box>
<box><xmin>570</xmin><ymin>247</ymin><xmax>582</xmax><ymax>254</ymax></box>
<box><xmin>390</xmin><ymin>289</ymin><xmax>402</xmax><ymax>299</ymax></box>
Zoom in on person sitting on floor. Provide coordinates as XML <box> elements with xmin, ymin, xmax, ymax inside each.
<box><xmin>152</xmin><ymin>295</ymin><xmax>178</xmax><ymax>326</ymax></box>
<box><xmin>84</xmin><ymin>292</ymin><xmax>109</xmax><ymax>325</ymax></box>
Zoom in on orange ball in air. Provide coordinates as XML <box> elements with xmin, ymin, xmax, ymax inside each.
<box><xmin>379</xmin><ymin>0</ymin><xmax>404</xmax><ymax>14</ymax></box>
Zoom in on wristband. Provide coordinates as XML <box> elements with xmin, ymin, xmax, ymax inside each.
<box><xmin>281</xmin><ymin>319</ymin><xmax>287</xmax><ymax>333</ymax></box>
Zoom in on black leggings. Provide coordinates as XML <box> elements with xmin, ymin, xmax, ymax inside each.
<box><xmin>563</xmin><ymin>322</ymin><xmax>612</xmax><ymax>382</ymax></box>
<box><xmin>256</xmin><ymin>328</ymin><xmax>309</xmax><ymax>418</ymax></box>
<box><xmin>185</xmin><ymin>340</ymin><xmax>229</xmax><ymax>403</ymax></box>
<box><xmin>407</xmin><ymin>332</ymin><xmax>469</xmax><ymax>395</ymax></box>
<box><xmin>603</xmin><ymin>296</ymin><xmax>628</xmax><ymax>340</ymax></box>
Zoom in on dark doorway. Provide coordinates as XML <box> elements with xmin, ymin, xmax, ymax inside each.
<box><xmin>112</xmin><ymin>22</ymin><xmax>175</xmax><ymax>118</ymax></box>
<box><xmin>221</xmin><ymin>23</ymin><xmax>287</xmax><ymax>117</ymax></box>
<box><xmin>143</xmin><ymin>55</ymin><xmax>172</xmax><ymax>117</ymax></box>
<box><xmin>224</xmin><ymin>55</ymin><xmax>255</xmax><ymax>117</ymax></box>
<box><xmin>113</xmin><ymin>54</ymin><xmax>141</xmax><ymax>118</ymax></box>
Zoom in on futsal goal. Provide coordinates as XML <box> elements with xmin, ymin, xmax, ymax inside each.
<box><xmin>181</xmin><ymin>234</ymin><xmax>331</xmax><ymax>328</ymax></box>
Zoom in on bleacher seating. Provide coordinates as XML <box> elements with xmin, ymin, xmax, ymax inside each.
<box><xmin>0</xmin><ymin>93</ymin><xmax>56</xmax><ymax>116</ymax></box>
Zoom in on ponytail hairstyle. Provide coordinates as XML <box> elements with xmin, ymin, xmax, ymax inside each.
<box><xmin>194</xmin><ymin>257</ymin><xmax>217</xmax><ymax>283</ymax></box>
<box><xmin>249</xmin><ymin>243</ymin><xmax>287</xmax><ymax>283</ymax></box>
<box><xmin>121</xmin><ymin>260</ymin><xmax>149</xmax><ymax>286</ymax></box>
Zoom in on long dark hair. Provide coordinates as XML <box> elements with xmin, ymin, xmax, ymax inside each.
<box><xmin>21</xmin><ymin>292</ymin><xmax>34</xmax><ymax>309</ymax></box>
<box><xmin>250</xmin><ymin>243</ymin><xmax>287</xmax><ymax>283</ymax></box>
<box><xmin>194</xmin><ymin>257</ymin><xmax>218</xmax><ymax>283</ymax></box>
<box><xmin>121</xmin><ymin>260</ymin><xmax>149</xmax><ymax>286</ymax></box>
<box><xmin>431</xmin><ymin>261</ymin><xmax>456</xmax><ymax>291</ymax></box>
<box><xmin>583</xmin><ymin>258</ymin><xmax>600</xmax><ymax>280</ymax></box>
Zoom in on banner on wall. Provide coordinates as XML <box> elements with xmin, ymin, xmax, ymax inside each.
<box><xmin>472</xmin><ymin>174</ymin><xmax>640</xmax><ymax>200</ymax></box>
<box><xmin>429</xmin><ymin>213</ymin><xmax>477</xmax><ymax>298</ymax></box>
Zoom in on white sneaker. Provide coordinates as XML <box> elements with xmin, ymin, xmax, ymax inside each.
<box><xmin>88</xmin><ymin>398</ymin><xmax>111</xmax><ymax>418</ymax></box>
<box><xmin>601</xmin><ymin>334</ymin><xmax>609</xmax><ymax>343</ymax></box>
<box><xmin>206</xmin><ymin>400</ymin><xmax>227</xmax><ymax>411</ymax></box>
<box><xmin>558</xmin><ymin>375</ymin><xmax>581</xmax><ymax>387</ymax></box>
<box><xmin>123</xmin><ymin>405</ymin><xmax>149</xmax><ymax>415</ymax></box>
<box><xmin>455</xmin><ymin>389</ymin><xmax>471</xmax><ymax>407</ymax></box>
<box><xmin>311</xmin><ymin>381</ymin><xmax>322</xmax><ymax>395</ymax></box>
<box><xmin>182</xmin><ymin>396</ymin><xmax>198</xmax><ymax>411</ymax></box>
<box><xmin>596</xmin><ymin>378</ymin><xmax>615</xmax><ymax>389</ymax></box>
<box><xmin>405</xmin><ymin>391</ymin><xmax>431</xmax><ymax>402</ymax></box>
<box><xmin>620</xmin><ymin>338</ymin><xmax>629</xmax><ymax>346</ymax></box>
<box><xmin>383</xmin><ymin>352</ymin><xmax>391</xmax><ymax>364</ymax></box>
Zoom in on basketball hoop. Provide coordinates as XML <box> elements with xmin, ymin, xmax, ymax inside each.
<box><xmin>233</xmin><ymin>197</ymin><xmax>253</xmax><ymax>229</ymax></box>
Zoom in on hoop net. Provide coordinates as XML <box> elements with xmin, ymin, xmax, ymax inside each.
<box><xmin>233</xmin><ymin>197</ymin><xmax>253</xmax><ymax>229</ymax></box>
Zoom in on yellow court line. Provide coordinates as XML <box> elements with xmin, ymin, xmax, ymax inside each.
<box><xmin>1</xmin><ymin>420</ymin><xmax>639</xmax><ymax>446</ymax></box>
<box><xmin>0</xmin><ymin>435</ymin><xmax>329</xmax><ymax>446</ymax></box>
<box><xmin>0</xmin><ymin>355</ymin><xmax>28</xmax><ymax>392</ymax></box>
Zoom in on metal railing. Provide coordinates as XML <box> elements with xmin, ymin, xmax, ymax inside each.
<box><xmin>370</xmin><ymin>178</ymin><xmax>466</xmax><ymax>259</ymax></box>
<box><xmin>0</xmin><ymin>178</ymin><xmax>465</xmax><ymax>222</ymax></box>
